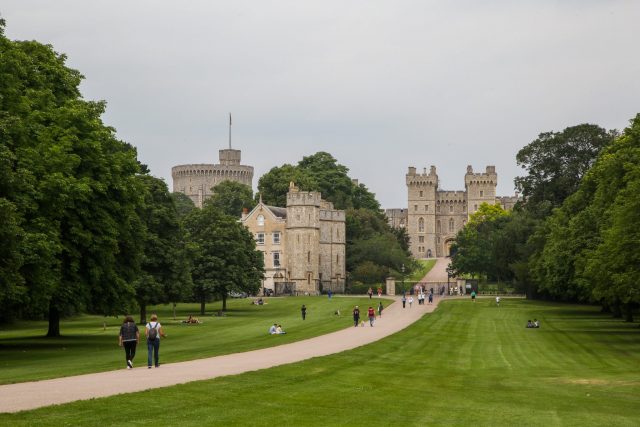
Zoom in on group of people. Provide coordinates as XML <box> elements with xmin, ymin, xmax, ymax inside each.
<box><xmin>526</xmin><ymin>319</ymin><xmax>540</xmax><ymax>328</ymax></box>
<box><xmin>269</xmin><ymin>323</ymin><xmax>286</xmax><ymax>334</ymax></box>
<box><xmin>352</xmin><ymin>303</ymin><xmax>383</xmax><ymax>327</ymax></box>
<box><xmin>367</xmin><ymin>287</ymin><xmax>384</xmax><ymax>299</ymax></box>
<box><xmin>181</xmin><ymin>315</ymin><xmax>201</xmax><ymax>324</ymax></box>
<box><xmin>417</xmin><ymin>291</ymin><xmax>433</xmax><ymax>305</ymax></box>
<box><xmin>118</xmin><ymin>313</ymin><xmax>166</xmax><ymax>370</ymax></box>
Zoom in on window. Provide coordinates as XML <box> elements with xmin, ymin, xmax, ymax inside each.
<box><xmin>436</xmin><ymin>205</ymin><xmax>440</xmax><ymax>213</ymax></box>
<box><xmin>273</xmin><ymin>252</ymin><xmax>280</xmax><ymax>267</ymax></box>
<box><xmin>480</xmin><ymin>190</ymin><xmax>484</xmax><ymax>197</ymax></box>
<box><xmin>419</xmin><ymin>190</ymin><xmax>423</xmax><ymax>197</ymax></box>
<box><xmin>414</xmin><ymin>205</ymin><xmax>418</xmax><ymax>211</ymax></box>
<box><xmin>256</xmin><ymin>233</ymin><xmax>265</xmax><ymax>245</ymax></box>
<box><xmin>474</xmin><ymin>204</ymin><xmax>478</xmax><ymax>211</ymax></box>
<box><xmin>436</xmin><ymin>220</ymin><xmax>441</xmax><ymax>233</ymax></box>
<box><xmin>273</xmin><ymin>232</ymin><xmax>281</xmax><ymax>244</ymax></box>
<box><xmin>418</xmin><ymin>217</ymin><xmax>424</xmax><ymax>232</ymax></box>
<box><xmin>308</xmin><ymin>251</ymin><xmax>311</xmax><ymax>263</ymax></box>
<box><xmin>449</xmin><ymin>204</ymin><xmax>453</xmax><ymax>213</ymax></box>
<box><xmin>449</xmin><ymin>218</ymin><xmax>454</xmax><ymax>232</ymax></box>
<box><xmin>425</xmin><ymin>205</ymin><xmax>428</xmax><ymax>212</ymax></box>
<box><xmin>257</xmin><ymin>215</ymin><xmax>265</xmax><ymax>226</ymax></box>
<box><xmin>419</xmin><ymin>236</ymin><xmax>424</xmax><ymax>243</ymax></box>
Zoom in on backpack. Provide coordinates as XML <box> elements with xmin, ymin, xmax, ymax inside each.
<box><xmin>148</xmin><ymin>322</ymin><xmax>159</xmax><ymax>341</ymax></box>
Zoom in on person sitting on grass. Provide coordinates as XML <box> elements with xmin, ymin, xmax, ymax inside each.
<box><xmin>533</xmin><ymin>319</ymin><xmax>540</xmax><ymax>328</ymax></box>
<box><xmin>269</xmin><ymin>323</ymin><xmax>277</xmax><ymax>334</ymax></box>
<box><xmin>526</xmin><ymin>320</ymin><xmax>534</xmax><ymax>328</ymax></box>
<box><xmin>275</xmin><ymin>324</ymin><xmax>286</xmax><ymax>334</ymax></box>
<box><xmin>182</xmin><ymin>315</ymin><xmax>201</xmax><ymax>324</ymax></box>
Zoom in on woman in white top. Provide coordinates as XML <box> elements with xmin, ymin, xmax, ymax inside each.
<box><xmin>145</xmin><ymin>313</ymin><xmax>166</xmax><ymax>368</ymax></box>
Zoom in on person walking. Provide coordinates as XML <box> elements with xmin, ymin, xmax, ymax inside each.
<box><xmin>377</xmin><ymin>286</ymin><xmax>383</xmax><ymax>298</ymax></box>
<box><xmin>301</xmin><ymin>304</ymin><xmax>307</xmax><ymax>320</ymax></box>
<box><xmin>471</xmin><ymin>290</ymin><xmax>476</xmax><ymax>302</ymax></box>
<box><xmin>367</xmin><ymin>306</ymin><xmax>376</xmax><ymax>326</ymax></box>
<box><xmin>377</xmin><ymin>301</ymin><xmax>383</xmax><ymax>317</ymax></box>
<box><xmin>408</xmin><ymin>296</ymin><xmax>414</xmax><ymax>308</ymax></box>
<box><xmin>496</xmin><ymin>296</ymin><xmax>501</xmax><ymax>306</ymax></box>
<box><xmin>401</xmin><ymin>294</ymin><xmax>406</xmax><ymax>308</ymax></box>
<box><xmin>118</xmin><ymin>315</ymin><xmax>139</xmax><ymax>369</ymax></box>
<box><xmin>368</xmin><ymin>287</ymin><xmax>373</xmax><ymax>299</ymax></box>
<box><xmin>352</xmin><ymin>306</ymin><xmax>360</xmax><ymax>327</ymax></box>
<box><xmin>328</xmin><ymin>289</ymin><xmax>333</xmax><ymax>299</ymax></box>
<box><xmin>145</xmin><ymin>314</ymin><xmax>166</xmax><ymax>369</ymax></box>
<box><xmin>428</xmin><ymin>292</ymin><xmax>433</xmax><ymax>304</ymax></box>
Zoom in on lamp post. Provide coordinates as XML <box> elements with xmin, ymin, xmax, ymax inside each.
<box><xmin>401</xmin><ymin>263</ymin><xmax>405</xmax><ymax>295</ymax></box>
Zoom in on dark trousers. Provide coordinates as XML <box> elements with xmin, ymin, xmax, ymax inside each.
<box><xmin>123</xmin><ymin>341</ymin><xmax>137</xmax><ymax>364</ymax></box>
<box><xmin>302</xmin><ymin>312</ymin><xmax>306</xmax><ymax>320</ymax></box>
<box><xmin>402</xmin><ymin>301</ymin><xmax>406</xmax><ymax>308</ymax></box>
<box><xmin>147</xmin><ymin>339</ymin><xmax>160</xmax><ymax>367</ymax></box>
<box><xmin>353</xmin><ymin>316</ymin><xmax>359</xmax><ymax>327</ymax></box>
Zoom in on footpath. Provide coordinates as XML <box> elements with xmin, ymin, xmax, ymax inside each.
<box><xmin>0</xmin><ymin>294</ymin><xmax>441</xmax><ymax>413</ymax></box>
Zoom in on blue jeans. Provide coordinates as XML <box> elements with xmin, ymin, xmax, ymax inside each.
<box><xmin>147</xmin><ymin>339</ymin><xmax>160</xmax><ymax>367</ymax></box>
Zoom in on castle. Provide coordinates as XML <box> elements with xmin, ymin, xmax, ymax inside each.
<box><xmin>171</xmin><ymin>148</ymin><xmax>253</xmax><ymax>208</ymax></box>
<box><xmin>241</xmin><ymin>183</ymin><xmax>346</xmax><ymax>296</ymax></box>
<box><xmin>386</xmin><ymin>165</ymin><xmax>519</xmax><ymax>258</ymax></box>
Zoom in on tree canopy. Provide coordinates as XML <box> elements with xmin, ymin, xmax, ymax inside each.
<box><xmin>208</xmin><ymin>180</ymin><xmax>254</xmax><ymax>217</ymax></box>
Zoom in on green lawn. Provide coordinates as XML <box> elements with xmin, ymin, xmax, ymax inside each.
<box><xmin>0</xmin><ymin>296</ymin><xmax>382</xmax><ymax>384</ymax></box>
<box><xmin>2</xmin><ymin>298</ymin><xmax>639</xmax><ymax>425</ymax></box>
<box><xmin>406</xmin><ymin>258</ymin><xmax>437</xmax><ymax>281</ymax></box>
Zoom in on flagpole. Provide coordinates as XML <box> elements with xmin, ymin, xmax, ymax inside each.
<box><xmin>229</xmin><ymin>113</ymin><xmax>232</xmax><ymax>149</ymax></box>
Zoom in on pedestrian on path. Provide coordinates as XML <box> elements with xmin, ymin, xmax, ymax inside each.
<box><xmin>301</xmin><ymin>304</ymin><xmax>307</xmax><ymax>320</ymax></box>
<box><xmin>368</xmin><ymin>306</ymin><xmax>376</xmax><ymax>326</ymax></box>
<box><xmin>118</xmin><ymin>315</ymin><xmax>139</xmax><ymax>369</ymax></box>
<box><xmin>368</xmin><ymin>287</ymin><xmax>373</xmax><ymax>299</ymax></box>
<box><xmin>428</xmin><ymin>292</ymin><xmax>433</xmax><ymax>304</ymax></box>
<box><xmin>378</xmin><ymin>301</ymin><xmax>383</xmax><ymax>317</ymax></box>
<box><xmin>328</xmin><ymin>289</ymin><xmax>333</xmax><ymax>299</ymax></box>
<box><xmin>471</xmin><ymin>290</ymin><xmax>476</xmax><ymax>302</ymax></box>
<box><xmin>496</xmin><ymin>296</ymin><xmax>500</xmax><ymax>306</ymax></box>
<box><xmin>402</xmin><ymin>294</ymin><xmax>406</xmax><ymax>308</ymax></box>
<box><xmin>145</xmin><ymin>314</ymin><xmax>166</xmax><ymax>369</ymax></box>
<box><xmin>352</xmin><ymin>306</ymin><xmax>360</xmax><ymax>327</ymax></box>
<box><xmin>377</xmin><ymin>286</ymin><xmax>382</xmax><ymax>298</ymax></box>
<box><xmin>408</xmin><ymin>296</ymin><xmax>414</xmax><ymax>308</ymax></box>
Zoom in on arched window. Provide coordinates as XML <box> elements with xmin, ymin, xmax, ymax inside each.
<box><xmin>257</xmin><ymin>215</ymin><xmax>265</xmax><ymax>226</ymax></box>
<box><xmin>418</xmin><ymin>217</ymin><xmax>424</xmax><ymax>232</ymax></box>
<box><xmin>449</xmin><ymin>218</ymin><xmax>454</xmax><ymax>232</ymax></box>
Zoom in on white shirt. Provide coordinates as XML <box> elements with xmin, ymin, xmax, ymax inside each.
<box><xmin>146</xmin><ymin>321</ymin><xmax>162</xmax><ymax>340</ymax></box>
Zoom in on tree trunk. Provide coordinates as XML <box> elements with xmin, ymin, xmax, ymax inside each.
<box><xmin>173</xmin><ymin>302</ymin><xmax>177</xmax><ymax>320</ymax></box>
<box><xmin>200</xmin><ymin>296</ymin><xmax>205</xmax><ymax>315</ymax></box>
<box><xmin>612</xmin><ymin>302</ymin><xmax>623</xmax><ymax>319</ymax></box>
<box><xmin>222</xmin><ymin>294</ymin><xmax>227</xmax><ymax>311</ymax></box>
<box><xmin>140</xmin><ymin>303</ymin><xmax>147</xmax><ymax>325</ymax></box>
<box><xmin>624</xmin><ymin>303</ymin><xmax>634</xmax><ymax>323</ymax></box>
<box><xmin>46</xmin><ymin>303</ymin><xmax>61</xmax><ymax>337</ymax></box>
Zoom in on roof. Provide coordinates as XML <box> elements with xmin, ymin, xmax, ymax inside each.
<box><xmin>266</xmin><ymin>205</ymin><xmax>287</xmax><ymax>219</ymax></box>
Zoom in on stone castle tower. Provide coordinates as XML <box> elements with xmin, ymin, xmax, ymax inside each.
<box><xmin>171</xmin><ymin>148</ymin><xmax>253</xmax><ymax>208</ymax></box>
<box><xmin>285</xmin><ymin>183</ymin><xmax>345</xmax><ymax>294</ymax></box>
<box><xmin>388</xmin><ymin>165</ymin><xmax>519</xmax><ymax>258</ymax></box>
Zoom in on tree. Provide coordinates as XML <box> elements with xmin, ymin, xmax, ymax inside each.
<box><xmin>0</xmin><ymin>21</ymin><xmax>146</xmax><ymax>335</ymax></box>
<box><xmin>170</xmin><ymin>192</ymin><xmax>196</xmax><ymax>220</ymax></box>
<box><xmin>257</xmin><ymin>164</ymin><xmax>316</xmax><ymax>207</ymax></box>
<box><xmin>208</xmin><ymin>181</ymin><xmax>254</xmax><ymax>217</ymax></box>
<box><xmin>515</xmin><ymin>124</ymin><xmax>616</xmax><ymax>217</ymax></box>
<box><xmin>184</xmin><ymin>202</ymin><xmax>264</xmax><ymax>314</ymax></box>
<box><xmin>134</xmin><ymin>175</ymin><xmax>192</xmax><ymax>324</ymax></box>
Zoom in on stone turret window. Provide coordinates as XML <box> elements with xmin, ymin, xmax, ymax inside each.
<box><xmin>419</xmin><ymin>191</ymin><xmax>423</xmax><ymax>197</ymax></box>
<box><xmin>425</xmin><ymin>205</ymin><xmax>428</xmax><ymax>212</ymax></box>
<box><xmin>418</xmin><ymin>217</ymin><xmax>424</xmax><ymax>232</ymax></box>
<box><xmin>480</xmin><ymin>190</ymin><xmax>484</xmax><ymax>197</ymax></box>
<box><xmin>436</xmin><ymin>220</ymin><xmax>441</xmax><ymax>233</ymax></box>
<box><xmin>449</xmin><ymin>218</ymin><xmax>454</xmax><ymax>232</ymax></box>
<box><xmin>436</xmin><ymin>205</ymin><xmax>440</xmax><ymax>213</ymax></box>
<box><xmin>414</xmin><ymin>205</ymin><xmax>418</xmax><ymax>211</ymax></box>
<box><xmin>419</xmin><ymin>236</ymin><xmax>424</xmax><ymax>243</ymax></box>
<box><xmin>449</xmin><ymin>205</ymin><xmax>453</xmax><ymax>213</ymax></box>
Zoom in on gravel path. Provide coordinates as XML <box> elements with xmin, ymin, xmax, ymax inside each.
<box><xmin>0</xmin><ymin>295</ymin><xmax>441</xmax><ymax>413</ymax></box>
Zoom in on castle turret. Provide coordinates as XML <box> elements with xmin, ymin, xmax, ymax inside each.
<box><xmin>406</xmin><ymin>166</ymin><xmax>438</xmax><ymax>259</ymax></box>
<box><xmin>465</xmin><ymin>165</ymin><xmax>497</xmax><ymax>218</ymax></box>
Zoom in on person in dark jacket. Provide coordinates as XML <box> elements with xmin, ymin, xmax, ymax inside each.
<box><xmin>352</xmin><ymin>306</ymin><xmax>360</xmax><ymax>327</ymax></box>
<box><xmin>118</xmin><ymin>315</ymin><xmax>140</xmax><ymax>369</ymax></box>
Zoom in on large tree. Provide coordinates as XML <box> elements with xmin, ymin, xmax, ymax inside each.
<box><xmin>0</xmin><ymin>20</ymin><xmax>146</xmax><ymax>335</ymax></box>
<box><xmin>184</xmin><ymin>202</ymin><xmax>264</xmax><ymax>314</ymax></box>
<box><xmin>514</xmin><ymin>123</ymin><xmax>616</xmax><ymax>217</ymax></box>
<box><xmin>134</xmin><ymin>175</ymin><xmax>192</xmax><ymax>324</ymax></box>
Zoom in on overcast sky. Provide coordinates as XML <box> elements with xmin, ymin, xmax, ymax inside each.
<box><xmin>3</xmin><ymin>1</ymin><xmax>639</xmax><ymax>208</ymax></box>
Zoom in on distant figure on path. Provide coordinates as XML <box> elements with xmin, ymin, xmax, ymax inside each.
<box><xmin>368</xmin><ymin>287</ymin><xmax>373</xmax><ymax>299</ymax></box>
<box><xmin>145</xmin><ymin>314</ymin><xmax>166</xmax><ymax>369</ymax></box>
<box><xmin>328</xmin><ymin>289</ymin><xmax>333</xmax><ymax>299</ymax></box>
<box><xmin>496</xmin><ymin>296</ymin><xmax>501</xmax><ymax>306</ymax></box>
<box><xmin>119</xmin><ymin>315</ymin><xmax>139</xmax><ymax>369</ymax></box>
<box><xmin>353</xmin><ymin>306</ymin><xmax>360</xmax><ymax>327</ymax></box>
<box><xmin>402</xmin><ymin>295</ymin><xmax>406</xmax><ymax>308</ymax></box>
<box><xmin>301</xmin><ymin>304</ymin><xmax>307</xmax><ymax>320</ymax></box>
<box><xmin>378</xmin><ymin>301</ymin><xmax>383</xmax><ymax>317</ymax></box>
<box><xmin>471</xmin><ymin>290</ymin><xmax>476</xmax><ymax>302</ymax></box>
<box><xmin>408</xmin><ymin>296</ymin><xmax>414</xmax><ymax>308</ymax></box>
<box><xmin>377</xmin><ymin>286</ymin><xmax>383</xmax><ymax>298</ymax></box>
<box><xmin>368</xmin><ymin>306</ymin><xmax>376</xmax><ymax>326</ymax></box>
<box><xmin>428</xmin><ymin>292</ymin><xmax>433</xmax><ymax>304</ymax></box>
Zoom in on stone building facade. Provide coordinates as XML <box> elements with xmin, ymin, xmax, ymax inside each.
<box><xmin>171</xmin><ymin>148</ymin><xmax>253</xmax><ymax>208</ymax></box>
<box><xmin>241</xmin><ymin>183</ymin><xmax>346</xmax><ymax>295</ymax></box>
<box><xmin>385</xmin><ymin>165</ymin><xmax>520</xmax><ymax>259</ymax></box>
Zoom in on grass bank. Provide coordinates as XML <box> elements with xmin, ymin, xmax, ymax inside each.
<box><xmin>3</xmin><ymin>298</ymin><xmax>638</xmax><ymax>425</ymax></box>
<box><xmin>0</xmin><ymin>296</ymin><xmax>382</xmax><ymax>384</ymax></box>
